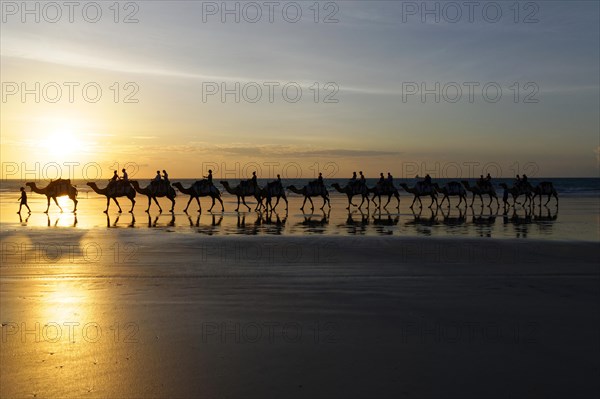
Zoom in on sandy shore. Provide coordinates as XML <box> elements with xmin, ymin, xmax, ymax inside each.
<box><xmin>1</xmin><ymin>233</ymin><xmax>599</xmax><ymax>398</ymax></box>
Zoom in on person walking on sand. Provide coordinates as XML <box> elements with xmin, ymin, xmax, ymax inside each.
<box><xmin>18</xmin><ymin>187</ymin><xmax>31</xmax><ymax>214</ymax></box>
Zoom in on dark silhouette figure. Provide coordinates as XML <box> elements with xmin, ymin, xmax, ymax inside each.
<box><xmin>18</xmin><ymin>187</ymin><xmax>31</xmax><ymax>214</ymax></box>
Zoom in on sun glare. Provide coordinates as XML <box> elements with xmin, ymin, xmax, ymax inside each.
<box><xmin>39</xmin><ymin>122</ymin><xmax>89</xmax><ymax>160</ymax></box>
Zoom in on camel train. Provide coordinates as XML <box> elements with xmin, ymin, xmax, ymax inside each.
<box><xmin>24</xmin><ymin>173</ymin><xmax>558</xmax><ymax>213</ymax></box>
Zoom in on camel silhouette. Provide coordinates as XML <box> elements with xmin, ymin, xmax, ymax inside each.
<box><xmin>172</xmin><ymin>181</ymin><xmax>224</xmax><ymax>213</ymax></box>
<box><xmin>26</xmin><ymin>179</ymin><xmax>78</xmax><ymax>213</ymax></box>
<box><xmin>87</xmin><ymin>181</ymin><xmax>136</xmax><ymax>213</ymax></box>
<box><xmin>130</xmin><ymin>180</ymin><xmax>176</xmax><ymax>213</ymax></box>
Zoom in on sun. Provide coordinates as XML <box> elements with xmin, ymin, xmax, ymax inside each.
<box><xmin>43</xmin><ymin>126</ymin><xmax>86</xmax><ymax>159</ymax></box>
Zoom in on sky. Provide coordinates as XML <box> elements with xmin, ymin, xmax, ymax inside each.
<box><xmin>1</xmin><ymin>0</ymin><xmax>599</xmax><ymax>179</ymax></box>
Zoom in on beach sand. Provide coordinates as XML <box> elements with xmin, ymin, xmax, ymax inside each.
<box><xmin>1</xmin><ymin>231</ymin><xmax>598</xmax><ymax>398</ymax></box>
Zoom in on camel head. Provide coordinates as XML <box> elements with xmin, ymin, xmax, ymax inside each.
<box><xmin>86</xmin><ymin>182</ymin><xmax>96</xmax><ymax>187</ymax></box>
<box><xmin>171</xmin><ymin>182</ymin><xmax>183</xmax><ymax>188</ymax></box>
<box><xmin>25</xmin><ymin>182</ymin><xmax>35</xmax><ymax>189</ymax></box>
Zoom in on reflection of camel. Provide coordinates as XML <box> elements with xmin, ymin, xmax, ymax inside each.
<box><xmin>296</xmin><ymin>209</ymin><xmax>330</xmax><ymax>232</ymax></box>
<box><xmin>369</xmin><ymin>184</ymin><xmax>400</xmax><ymax>209</ymax></box>
<box><xmin>331</xmin><ymin>183</ymin><xmax>369</xmax><ymax>209</ymax></box>
<box><xmin>220</xmin><ymin>181</ymin><xmax>261</xmax><ymax>212</ymax></box>
<box><xmin>130</xmin><ymin>181</ymin><xmax>176</xmax><ymax>213</ymax></box>
<box><xmin>26</xmin><ymin>180</ymin><xmax>78</xmax><ymax>213</ymax></box>
<box><xmin>433</xmin><ymin>182</ymin><xmax>467</xmax><ymax>208</ymax></box>
<box><xmin>87</xmin><ymin>181</ymin><xmax>136</xmax><ymax>213</ymax></box>
<box><xmin>440</xmin><ymin>207</ymin><xmax>466</xmax><ymax>227</ymax></box>
<box><xmin>106</xmin><ymin>213</ymin><xmax>136</xmax><ymax>228</ymax></box>
<box><xmin>372</xmin><ymin>210</ymin><xmax>399</xmax><ymax>227</ymax></box>
<box><xmin>172</xmin><ymin>181</ymin><xmax>224</xmax><ymax>213</ymax></box>
<box><xmin>405</xmin><ymin>208</ymin><xmax>437</xmax><ymax>235</ymax></box>
<box><xmin>46</xmin><ymin>213</ymin><xmax>77</xmax><ymax>227</ymax></box>
<box><xmin>399</xmin><ymin>183</ymin><xmax>438</xmax><ymax>208</ymax></box>
<box><xmin>499</xmin><ymin>183</ymin><xmax>532</xmax><ymax>206</ymax></box>
<box><xmin>286</xmin><ymin>185</ymin><xmax>330</xmax><ymax>211</ymax></box>
<box><xmin>258</xmin><ymin>183</ymin><xmax>288</xmax><ymax>211</ymax></box>
<box><xmin>147</xmin><ymin>213</ymin><xmax>175</xmax><ymax>227</ymax></box>
<box><xmin>462</xmin><ymin>181</ymin><xmax>499</xmax><ymax>207</ymax></box>
<box><xmin>532</xmin><ymin>182</ymin><xmax>558</xmax><ymax>206</ymax></box>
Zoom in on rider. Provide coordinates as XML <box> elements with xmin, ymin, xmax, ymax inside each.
<box><xmin>204</xmin><ymin>169</ymin><xmax>213</xmax><ymax>185</ymax></box>
<box><xmin>121</xmin><ymin>168</ymin><xmax>129</xmax><ymax>182</ymax></box>
<box><xmin>386</xmin><ymin>172</ymin><xmax>393</xmax><ymax>189</ymax></box>
<box><xmin>359</xmin><ymin>171</ymin><xmax>366</xmax><ymax>187</ymax></box>
<box><xmin>349</xmin><ymin>171</ymin><xmax>357</xmax><ymax>187</ymax></box>
<box><xmin>162</xmin><ymin>170</ymin><xmax>169</xmax><ymax>183</ymax></box>
<box><xmin>154</xmin><ymin>170</ymin><xmax>162</xmax><ymax>182</ymax></box>
<box><xmin>250</xmin><ymin>171</ymin><xmax>257</xmax><ymax>187</ymax></box>
<box><xmin>424</xmin><ymin>174</ymin><xmax>432</xmax><ymax>186</ymax></box>
<box><xmin>110</xmin><ymin>170</ymin><xmax>119</xmax><ymax>182</ymax></box>
<box><xmin>378</xmin><ymin>173</ymin><xmax>385</xmax><ymax>187</ymax></box>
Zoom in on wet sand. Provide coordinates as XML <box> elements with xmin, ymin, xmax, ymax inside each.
<box><xmin>1</xmin><ymin>232</ymin><xmax>599</xmax><ymax>398</ymax></box>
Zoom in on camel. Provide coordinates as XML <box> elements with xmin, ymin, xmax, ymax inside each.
<box><xmin>532</xmin><ymin>182</ymin><xmax>558</xmax><ymax>206</ymax></box>
<box><xmin>331</xmin><ymin>183</ymin><xmax>370</xmax><ymax>209</ymax></box>
<box><xmin>461</xmin><ymin>181</ymin><xmax>499</xmax><ymax>207</ymax></box>
<box><xmin>87</xmin><ymin>181</ymin><xmax>136</xmax><ymax>213</ymax></box>
<box><xmin>433</xmin><ymin>182</ymin><xmax>467</xmax><ymax>208</ymax></box>
<box><xmin>399</xmin><ymin>182</ymin><xmax>438</xmax><ymax>208</ymax></box>
<box><xmin>369</xmin><ymin>184</ymin><xmax>400</xmax><ymax>209</ymax></box>
<box><xmin>499</xmin><ymin>183</ymin><xmax>532</xmax><ymax>207</ymax></box>
<box><xmin>286</xmin><ymin>184</ymin><xmax>330</xmax><ymax>211</ymax></box>
<box><xmin>130</xmin><ymin>180</ymin><xmax>176</xmax><ymax>213</ymax></box>
<box><xmin>220</xmin><ymin>180</ymin><xmax>261</xmax><ymax>212</ymax></box>
<box><xmin>26</xmin><ymin>179</ymin><xmax>78</xmax><ymax>213</ymax></box>
<box><xmin>258</xmin><ymin>182</ymin><xmax>288</xmax><ymax>211</ymax></box>
<box><xmin>172</xmin><ymin>181</ymin><xmax>224</xmax><ymax>213</ymax></box>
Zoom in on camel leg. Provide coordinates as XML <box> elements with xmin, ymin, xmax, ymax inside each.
<box><xmin>235</xmin><ymin>196</ymin><xmax>241</xmax><ymax>212</ymax></box>
<box><xmin>72</xmin><ymin>197</ymin><xmax>78</xmax><ymax>212</ymax></box>
<box><xmin>384</xmin><ymin>195</ymin><xmax>391</xmax><ymax>209</ymax></box>
<box><xmin>155</xmin><ymin>197</ymin><xmax>163</xmax><ymax>212</ymax></box>
<box><xmin>145</xmin><ymin>196</ymin><xmax>152</xmax><ymax>212</ymax></box>
<box><xmin>104</xmin><ymin>197</ymin><xmax>110</xmax><ymax>213</ymax></box>
<box><xmin>300</xmin><ymin>196</ymin><xmax>308</xmax><ymax>210</ymax></box>
<box><xmin>429</xmin><ymin>196</ymin><xmax>435</xmax><ymax>208</ymax></box>
<box><xmin>217</xmin><ymin>197</ymin><xmax>224</xmax><ymax>212</ymax></box>
<box><xmin>358</xmin><ymin>196</ymin><xmax>365</xmax><ymax>210</ymax></box>
<box><xmin>208</xmin><ymin>197</ymin><xmax>215</xmax><ymax>212</ymax></box>
<box><xmin>129</xmin><ymin>198</ymin><xmax>135</xmax><ymax>213</ymax></box>
<box><xmin>169</xmin><ymin>197</ymin><xmax>175</xmax><ymax>213</ymax></box>
<box><xmin>241</xmin><ymin>197</ymin><xmax>251</xmax><ymax>211</ymax></box>
<box><xmin>183</xmin><ymin>197</ymin><xmax>193</xmax><ymax>213</ymax></box>
<box><xmin>154</xmin><ymin>197</ymin><xmax>163</xmax><ymax>213</ymax></box>
<box><xmin>44</xmin><ymin>197</ymin><xmax>51</xmax><ymax>213</ymax></box>
<box><xmin>273</xmin><ymin>197</ymin><xmax>280</xmax><ymax>211</ymax></box>
<box><xmin>53</xmin><ymin>197</ymin><xmax>63</xmax><ymax>213</ymax></box>
<box><xmin>308</xmin><ymin>196</ymin><xmax>315</xmax><ymax>211</ymax></box>
<box><xmin>114</xmin><ymin>198</ymin><xmax>123</xmax><ymax>213</ymax></box>
<box><xmin>283</xmin><ymin>195</ymin><xmax>288</xmax><ymax>210</ymax></box>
